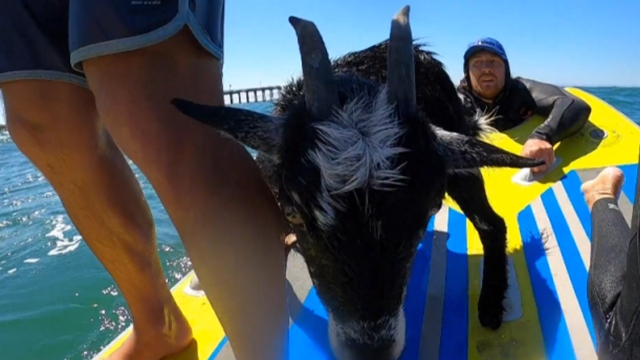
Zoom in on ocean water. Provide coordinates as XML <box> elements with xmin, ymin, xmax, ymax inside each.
<box><xmin>0</xmin><ymin>89</ymin><xmax>639</xmax><ymax>360</ymax></box>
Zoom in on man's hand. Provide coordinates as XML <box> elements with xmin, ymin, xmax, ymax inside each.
<box><xmin>521</xmin><ymin>138</ymin><xmax>555</xmax><ymax>174</ymax></box>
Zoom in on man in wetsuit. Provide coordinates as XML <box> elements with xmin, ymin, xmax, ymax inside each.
<box><xmin>581</xmin><ymin>167</ymin><xmax>640</xmax><ymax>359</ymax></box>
<box><xmin>457</xmin><ymin>37</ymin><xmax>591</xmax><ymax>174</ymax></box>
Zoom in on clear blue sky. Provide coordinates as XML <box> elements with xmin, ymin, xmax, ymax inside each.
<box><xmin>223</xmin><ymin>0</ymin><xmax>640</xmax><ymax>89</ymax></box>
<box><xmin>0</xmin><ymin>0</ymin><xmax>638</xmax><ymax>125</ymax></box>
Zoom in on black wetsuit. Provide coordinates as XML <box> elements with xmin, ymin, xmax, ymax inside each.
<box><xmin>459</xmin><ymin>77</ymin><xmax>640</xmax><ymax>359</ymax></box>
<box><xmin>457</xmin><ymin>77</ymin><xmax>591</xmax><ymax>145</ymax></box>
<box><xmin>589</xmin><ymin>198</ymin><xmax>640</xmax><ymax>359</ymax></box>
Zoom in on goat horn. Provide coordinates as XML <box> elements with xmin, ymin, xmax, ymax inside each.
<box><xmin>288</xmin><ymin>16</ymin><xmax>339</xmax><ymax>119</ymax></box>
<box><xmin>387</xmin><ymin>5</ymin><xmax>417</xmax><ymax>115</ymax></box>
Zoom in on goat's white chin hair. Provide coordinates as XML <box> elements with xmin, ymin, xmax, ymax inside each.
<box><xmin>327</xmin><ymin>310</ymin><xmax>406</xmax><ymax>360</ymax></box>
<box><xmin>474</xmin><ymin>107</ymin><xmax>500</xmax><ymax>139</ymax></box>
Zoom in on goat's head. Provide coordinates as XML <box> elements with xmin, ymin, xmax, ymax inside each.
<box><xmin>172</xmin><ymin>6</ymin><xmax>543</xmax><ymax>360</ymax></box>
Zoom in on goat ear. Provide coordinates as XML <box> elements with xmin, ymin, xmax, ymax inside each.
<box><xmin>172</xmin><ymin>98</ymin><xmax>285</xmax><ymax>159</ymax></box>
<box><xmin>431</xmin><ymin>125</ymin><xmax>546</xmax><ymax>169</ymax></box>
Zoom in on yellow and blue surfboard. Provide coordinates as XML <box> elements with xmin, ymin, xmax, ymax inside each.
<box><xmin>92</xmin><ymin>87</ymin><xmax>640</xmax><ymax>360</ymax></box>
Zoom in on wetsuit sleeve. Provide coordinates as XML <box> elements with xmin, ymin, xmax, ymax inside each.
<box><xmin>588</xmin><ymin>197</ymin><xmax>640</xmax><ymax>357</ymax></box>
<box><xmin>517</xmin><ymin>77</ymin><xmax>591</xmax><ymax>145</ymax></box>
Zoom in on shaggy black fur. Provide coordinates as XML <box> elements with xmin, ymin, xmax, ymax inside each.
<box><xmin>172</xmin><ymin>24</ymin><xmax>544</xmax><ymax>359</ymax></box>
<box><xmin>261</xmin><ymin>40</ymin><xmax>512</xmax><ymax>330</ymax></box>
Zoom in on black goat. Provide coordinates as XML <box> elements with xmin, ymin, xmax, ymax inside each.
<box><xmin>172</xmin><ymin>6</ymin><xmax>543</xmax><ymax>360</ymax></box>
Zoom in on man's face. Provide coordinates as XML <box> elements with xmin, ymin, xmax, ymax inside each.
<box><xmin>468</xmin><ymin>50</ymin><xmax>506</xmax><ymax>101</ymax></box>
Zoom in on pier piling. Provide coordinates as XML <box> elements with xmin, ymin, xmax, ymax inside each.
<box><xmin>224</xmin><ymin>86</ymin><xmax>282</xmax><ymax>105</ymax></box>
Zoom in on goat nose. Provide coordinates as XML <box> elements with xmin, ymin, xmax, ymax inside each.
<box><xmin>342</xmin><ymin>342</ymin><xmax>399</xmax><ymax>360</ymax></box>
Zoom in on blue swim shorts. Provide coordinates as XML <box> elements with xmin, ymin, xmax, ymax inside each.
<box><xmin>0</xmin><ymin>0</ymin><xmax>224</xmax><ymax>88</ymax></box>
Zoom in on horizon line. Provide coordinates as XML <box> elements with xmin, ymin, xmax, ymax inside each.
<box><xmin>222</xmin><ymin>84</ymin><xmax>640</xmax><ymax>91</ymax></box>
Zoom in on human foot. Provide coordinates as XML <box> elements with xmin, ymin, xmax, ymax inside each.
<box><xmin>580</xmin><ymin>167</ymin><xmax>625</xmax><ymax>210</ymax></box>
<box><xmin>101</xmin><ymin>307</ymin><xmax>193</xmax><ymax>360</ymax></box>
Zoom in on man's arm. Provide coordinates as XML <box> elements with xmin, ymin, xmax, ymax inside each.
<box><xmin>516</xmin><ymin>77</ymin><xmax>591</xmax><ymax>145</ymax></box>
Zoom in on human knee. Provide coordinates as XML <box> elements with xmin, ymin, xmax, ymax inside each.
<box><xmin>2</xmin><ymin>81</ymin><xmax>96</xmax><ymax>143</ymax></box>
<box><xmin>3</xmin><ymin>81</ymin><xmax>53</xmax><ymax>132</ymax></box>
<box><xmin>79</xmin><ymin>29</ymin><xmax>224</xmax><ymax>142</ymax></box>
<box><xmin>77</xmin><ymin>29</ymin><xmax>229</xmax><ymax>177</ymax></box>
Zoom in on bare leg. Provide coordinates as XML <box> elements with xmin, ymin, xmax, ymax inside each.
<box><xmin>2</xmin><ymin>80</ymin><xmax>192</xmax><ymax>360</ymax></box>
<box><xmin>82</xmin><ymin>28</ymin><xmax>289</xmax><ymax>360</ymax></box>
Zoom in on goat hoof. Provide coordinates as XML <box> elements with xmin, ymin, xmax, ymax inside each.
<box><xmin>478</xmin><ymin>296</ymin><xmax>505</xmax><ymax>330</ymax></box>
<box><xmin>479</xmin><ymin>310</ymin><xmax>503</xmax><ymax>330</ymax></box>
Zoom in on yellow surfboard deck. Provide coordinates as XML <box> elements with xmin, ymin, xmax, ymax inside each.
<box><xmin>93</xmin><ymin>87</ymin><xmax>640</xmax><ymax>360</ymax></box>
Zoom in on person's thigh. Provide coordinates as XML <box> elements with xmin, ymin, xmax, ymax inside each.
<box><xmin>0</xmin><ymin>0</ymin><xmax>97</xmax><ymax>157</ymax></box>
<box><xmin>0</xmin><ymin>1</ymin><xmax>87</xmax><ymax>87</ymax></box>
<box><xmin>69</xmin><ymin>0</ymin><xmax>228</xmax><ymax>186</ymax></box>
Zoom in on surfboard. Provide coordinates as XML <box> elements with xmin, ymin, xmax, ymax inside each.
<box><xmin>92</xmin><ymin>87</ymin><xmax>640</xmax><ymax>360</ymax></box>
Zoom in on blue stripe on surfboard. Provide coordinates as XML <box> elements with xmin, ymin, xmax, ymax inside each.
<box><xmin>286</xmin><ymin>215</ymin><xmax>436</xmax><ymax>359</ymax></box>
<box><xmin>619</xmin><ymin>164</ymin><xmax>638</xmax><ymax>204</ymax></box>
<box><xmin>208</xmin><ymin>338</ymin><xmax>228</xmax><ymax>360</ymax></box>
<box><xmin>438</xmin><ymin>209</ymin><xmax>468</xmax><ymax>360</ymax></box>
<box><xmin>287</xmin><ymin>286</ymin><xmax>331</xmax><ymax>359</ymax></box>
<box><xmin>518</xmin><ymin>205</ymin><xmax>576</xmax><ymax>359</ymax></box>
<box><xmin>541</xmin><ymin>189</ymin><xmax>596</xmax><ymax>347</ymax></box>
<box><xmin>399</xmin><ymin>215</ymin><xmax>435</xmax><ymax>360</ymax></box>
<box><xmin>561</xmin><ymin>171</ymin><xmax>593</xmax><ymax>241</ymax></box>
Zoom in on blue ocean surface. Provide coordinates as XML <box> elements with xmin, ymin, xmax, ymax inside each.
<box><xmin>0</xmin><ymin>88</ymin><xmax>638</xmax><ymax>360</ymax></box>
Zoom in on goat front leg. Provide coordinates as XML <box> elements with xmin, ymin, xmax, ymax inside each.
<box><xmin>447</xmin><ymin>169</ymin><xmax>507</xmax><ymax>330</ymax></box>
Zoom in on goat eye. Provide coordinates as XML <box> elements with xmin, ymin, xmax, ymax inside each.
<box><xmin>287</xmin><ymin>215</ymin><xmax>304</xmax><ymax>225</ymax></box>
<box><xmin>284</xmin><ymin>206</ymin><xmax>304</xmax><ymax>225</ymax></box>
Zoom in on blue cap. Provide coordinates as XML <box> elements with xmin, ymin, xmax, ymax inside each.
<box><xmin>463</xmin><ymin>37</ymin><xmax>508</xmax><ymax>62</ymax></box>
